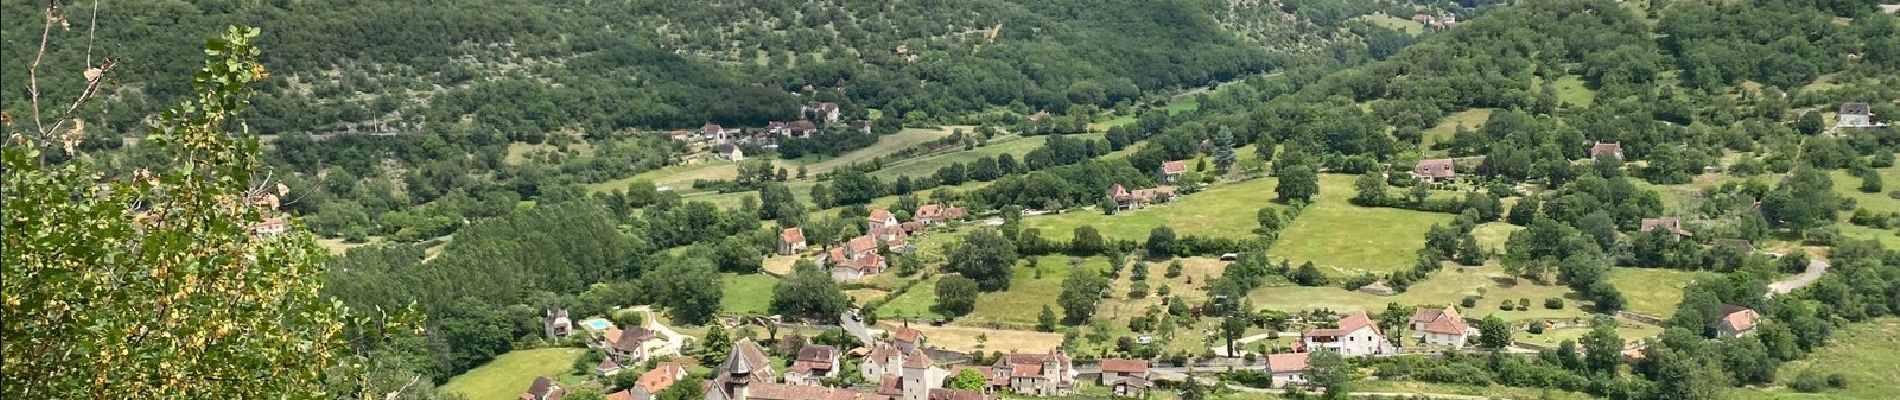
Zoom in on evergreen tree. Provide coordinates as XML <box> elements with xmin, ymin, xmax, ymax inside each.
<box><xmin>1214</xmin><ymin>126</ymin><xmax>1237</xmax><ymax>174</ymax></box>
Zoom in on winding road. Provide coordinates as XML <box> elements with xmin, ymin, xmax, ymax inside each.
<box><xmin>1767</xmin><ymin>258</ymin><xmax>1830</xmax><ymax>297</ymax></box>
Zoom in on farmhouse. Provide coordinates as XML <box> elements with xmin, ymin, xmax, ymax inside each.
<box><xmin>1838</xmin><ymin>102</ymin><xmax>1874</xmax><ymax>128</ymax></box>
<box><xmin>868</xmin><ymin>209</ymin><xmax>899</xmax><ymax>231</ymax></box>
<box><xmin>790</xmin><ymin>120</ymin><xmax>820</xmax><ymax>138</ymax></box>
<box><xmin>1299</xmin><ymin>313</ymin><xmax>1395</xmax><ymax>357</ymax></box>
<box><xmin>827</xmin><ymin>235</ymin><xmax>887</xmax><ymax>281</ymax></box>
<box><xmin>715</xmin><ymin>144</ymin><xmax>745</xmax><ymax>161</ymax></box>
<box><xmin>545</xmin><ymin>308</ymin><xmax>573</xmax><ymax>340</ymax></box>
<box><xmin>522</xmin><ymin>376</ymin><xmax>568</xmax><ymax>400</ymax></box>
<box><xmin>1264</xmin><ymin>352</ymin><xmax>1310</xmax><ymax>387</ymax></box>
<box><xmin>1409</xmin><ymin>306</ymin><xmax>1471</xmax><ymax>349</ymax></box>
<box><xmin>1158</xmin><ymin>160</ymin><xmax>1189</xmax><ymax>183</ymax></box>
<box><xmin>893</xmin><ymin>327</ymin><xmax>926</xmax><ymax>353</ymax></box>
<box><xmin>251</xmin><ymin>216</ymin><xmax>288</xmax><ymax>236</ymax></box>
<box><xmin>1106</xmin><ymin>184</ymin><xmax>1176</xmax><ymax>210</ymax></box>
<box><xmin>1640</xmin><ymin>216</ymin><xmax>1692</xmax><ymax>238</ymax></box>
<box><xmin>805</xmin><ymin>101</ymin><xmax>842</xmax><ymax>124</ymax></box>
<box><xmin>1412</xmin><ymin>158</ymin><xmax>1457</xmax><ymax>182</ymax></box>
<box><xmin>993</xmin><ymin>350</ymin><xmax>1077</xmax><ymax>396</ymax></box>
<box><xmin>1588</xmin><ymin>141</ymin><xmax>1623</xmax><ymax>159</ymax></box>
<box><xmin>779</xmin><ymin>227</ymin><xmax>808</xmax><ymax>255</ymax></box>
<box><xmin>1714</xmin><ymin>305</ymin><xmax>1761</xmax><ymax>338</ymax></box>
<box><xmin>784</xmin><ymin>344</ymin><xmax>841</xmax><ymax>385</ymax></box>
<box><xmin>1098</xmin><ymin>358</ymin><xmax>1149</xmax><ymax>396</ymax></box>
<box><xmin>702</xmin><ymin>123</ymin><xmax>731</xmax><ymax>142</ymax></box>
<box><xmin>603</xmin><ymin>326</ymin><xmax>660</xmax><ymax>365</ymax></box>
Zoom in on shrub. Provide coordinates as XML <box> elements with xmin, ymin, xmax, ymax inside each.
<box><xmin>1517</xmin><ymin>298</ymin><xmax>1531</xmax><ymax>310</ymax></box>
<box><xmin>1791</xmin><ymin>370</ymin><xmax>1827</xmax><ymax>393</ymax></box>
<box><xmin>1461</xmin><ymin>297</ymin><xmax>1479</xmax><ymax>308</ymax></box>
<box><xmin>1527</xmin><ymin>321</ymin><xmax>1547</xmax><ymax>334</ymax></box>
<box><xmin>1500</xmin><ymin>300</ymin><xmax>1515</xmax><ymax>310</ymax></box>
<box><xmin>1827</xmin><ymin>373</ymin><xmax>1848</xmax><ymax>388</ymax></box>
<box><xmin>1544</xmin><ymin>298</ymin><xmax>1564</xmax><ymax>310</ymax></box>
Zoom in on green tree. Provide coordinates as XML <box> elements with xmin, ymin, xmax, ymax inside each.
<box><xmin>948</xmin><ymin>229</ymin><xmax>1018</xmax><ymax>291</ymax></box>
<box><xmin>1477</xmin><ymin>316</ymin><xmax>1513</xmax><ymax>348</ymax></box>
<box><xmin>3</xmin><ymin>27</ymin><xmax>375</xmax><ymax>398</ymax></box>
<box><xmin>699</xmin><ymin>323</ymin><xmax>732</xmax><ymax>365</ymax></box>
<box><xmin>1058</xmin><ymin>266</ymin><xmax>1111</xmax><ymax>324</ymax></box>
<box><xmin>1796</xmin><ymin>111</ymin><xmax>1824</xmax><ymax>135</ymax></box>
<box><xmin>1276</xmin><ymin>164</ymin><xmax>1319</xmax><ymax>204</ymax></box>
<box><xmin>1307</xmin><ymin>350</ymin><xmax>1353</xmax><ymax>399</ymax></box>
<box><xmin>935</xmin><ymin>276</ymin><xmax>981</xmax><ymax>317</ymax></box>
<box><xmin>770</xmin><ymin>260</ymin><xmax>851</xmax><ymax>320</ymax></box>
<box><xmin>1146</xmin><ymin>226</ymin><xmax>1178</xmax><ymax>258</ymax></box>
<box><xmin>1409</xmin><ymin>179</ymin><xmax>1431</xmax><ymax>204</ymax></box>
<box><xmin>947</xmin><ymin>368</ymin><xmax>988</xmax><ymax>390</ymax></box>
<box><xmin>1214</xmin><ymin>126</ymin><xmax>1237</xmax><ymax>174</ymax></box>
<box><xmin>1038</xmin><ymin>305</ymin><xmax>1059</xmax><ymax>332</ymax></box>
<box><xmin>1352</xmin><ymin>170</ymin><xmax>1387</xmax><ymax>205</ymax></box>
<box><xmin>647</xmin><ymin>258</ymin><xmax>724</xmax><ymax>325</ymax></box>
<box><xmin>1071</xmin><ymin>225</ymin><xmax>1106</xmax><ymax>254</ymax></box>
<box><xmin>1580</xmin><ymin>316</ymin><xmax>1624</xmax><ymax>374</ymax></box>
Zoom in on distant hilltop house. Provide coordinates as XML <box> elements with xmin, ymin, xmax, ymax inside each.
<box><xmin>1299</xmin><ymin>313</ymin><xmax>1395</xmax><ymax>357</ymax></box>
<box><xmin>1640</xmin><ymin>216</ymin><xmax>1692</xmax><ymax>238</ymax></box>
<box><xmin>1714</xmin><ymin>305</ymin><xmax>1761</xmax><ymax>338</ymax></box>
<box><xmin>1411</xmin><ymin>158</ymin><xmax>1458</xmax><ymax>183</ymax></box>
<box><xmin>1416</xmin><ymin>12</ymin><xmax>1458</xmax><ymax>30</ymax></box>
<box><xmin>1409</xmin><ymin>306</ymin><xmax>1472</xmax><ymax>349</ymax></box>
<box><xmin>1265</xmin><ymin>352</ymin><xmax>1310</xmax><ymax>387</ymax></box>
<box><xmin>1106</xmin><ymin>183</ymin><xmax>1176</xmax><ymax>211</ymax></box>
<box><xmin>1588</xmin><ymin>141</ymin><xmax>1624</xmax><ymax>159</ymax></box>
<box><xmin>1837</xmin><ymin>102</ymin><xmax>1881</xmax><ymax>128</ymax></box>
<box><xmin>778</xmin><ymin>227</ymin><xmax>808</xmax><ymax>256</ymax></box>
<box><xmin>1158</xmin><ymin>160</ymin><xmax>1189</xmax><ymax>183</ymax></box>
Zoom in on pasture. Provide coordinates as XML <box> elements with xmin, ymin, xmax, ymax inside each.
<box><xmin>441</xmin><ymin>348</ymin><xmax>587</xmax><ymax>400</ymax></box>
<box><xmin>1025</xmin><ymin>177</ymin><xmax>1283</xmax><ymax>242</ymax></box>
<box><xmin>1267</xmin><ymin>174</ymin><xmax>1453</xmax><ymax>276</ymax></box>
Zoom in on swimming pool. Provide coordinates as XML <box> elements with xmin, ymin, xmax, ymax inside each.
<box><xmin>582</xmin><ymin>318</ymin><xmax>612</xmax><ymax>331</ymax></box>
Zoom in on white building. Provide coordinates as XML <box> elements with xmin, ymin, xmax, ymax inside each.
<box><xmin>1409</xmin><ymin>306</ymin><xmax>1472</xmax><ymax>349</ymax></box>
<box><xmin>1299</xmin><ymin>313</ymin><xmax>1394</xmax><ymax>357</ymax></box>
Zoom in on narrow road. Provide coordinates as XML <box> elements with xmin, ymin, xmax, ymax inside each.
<box><xmin>634</xmin><ymin>306</ymin><xmax>687</xmax><ymax>357</ymax></box>
<box><xmin>1768</xmin><ymin>259</ymin><xmax>1829</xmax><ymax>297</ymax></box>
<box><xmin>840</xmin><ymin>310</ymin><xmax>877</xmax><ymax>345</ymax></box>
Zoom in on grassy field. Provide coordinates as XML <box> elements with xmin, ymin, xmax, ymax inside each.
<box><xmin>505</xmin><ymin>141</ymin><xmax>597</xmax><ymax>165</ymax></box>
<box><xmin>801</xmin><ymin>127</ymin><xmax>961</xmax><ymax>173</ymax></box>
<box><xmin>959</xmin><ymin>255</ymin><xmax>1109</xmax><ymax>328</ymax></box>
<box><xmin>1470</xmin><ymin>222</ymin><xmax>1522</xmax><ymax>254</ymax></box>
<box><xmin>1550</xmin><ymin>75</ymin><xmax>1596</xmax><ymax>107</ymax></box>
<box><xmin>874</xmin><ymin>275</ymin><xmax>943</xmax><ymax>320</ymax></box>
<box><xmin>1268</xmin><ymin>174</ymin><xmax>1454</xmax><ymax>275</ymax></box>
<box><xmin>1831</xmin><ymin>167</ymin><xmax>1900</xmax><ymax>214</ymax></box>
<box><xmin>1734</xmin><ymin>318</ymin><xmax>1900</xmax><ymax>399</ymax></box>
<box><xmin>1352</xmin><ymin>380</ymin><xmax>1600</xmax><ymax>400</ymax></box>
<box><xmin>1608</xmin><ymin>267</ymin><xmax>1720</xmax><ymax>316</ymax></box>
<box><xmin>441</xmin><ymin>348</ymin><xmax>587</xmax><ymax>400</ymax></box>
<box><xmin>1838</xmin><ymin>223</ymin><xmax>1900</xmax><ymax>249</ymax></box>
<box><xmin>720</xmin><ymin>273</ymin><xmax>779</xmax><ymax>315</ymax></box>
<box><xmin>1360</xmin><ymin>13</ymin><xmax>1425</xmax><ymax>35</ymax></box>
<box><xmin>870</xmin><ymin>133</ymin><xmax>1104</xmax><ymax>180</ymax></box>
<box><xmin>1247</xmin><ymin>263</ymin><xmax>1594</xmax><ymax>322</ymax></box>
<box><xmin>585</xmin><ymin>159</ymin><xmax>766</xmax><ymax>194</ymax></box>
<box><xmin>1422</xmin><ymin>108</ymin><xmax>1494</xmax><ymax>150</ymax></box>
<box><xmin>1516</xmin><ymin>321</ymin><xmax>1664</xmax><ymax>347</ymax></box>
<box><xmin>1025</xmin><ymin>177</ymin><xmax>1284</xmax><ymax>242</ymax></box>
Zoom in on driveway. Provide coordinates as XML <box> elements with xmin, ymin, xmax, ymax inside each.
<box><xmin>634</xmin><ymin>306</ymin><xmax>687</xmax><ymax>357</ymax></box>
<box><xmin>1768</xmin><ymin>259</ymin><xmax>1829</xmax><ymax>297</ymax></box>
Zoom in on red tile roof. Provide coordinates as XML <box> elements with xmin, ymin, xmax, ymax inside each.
<box><xmin>1412</xmin><ymin>306</ymin><xmax>1467</xmax><ymax>335</ymax></box>
<box><xmin>781</xmin><ymin>227</ymin><xmax>806</xmax><ymax>244</ymax></box>
<box><xmin>1414</xmin><ymin>158</ymin><xmax>1457</xmax><ymax>179</ymax></box>
<box><xmin>894</xmin><ymin>327</ymin><xmax>923</xmax><ymax>343</ymax></box>
<box><xmin>1266</xmin><ymin>353</ymin><xmax>1309</xmax><ymax>373</ymax></box>
<box><xmin>1588</xmin><ymin>141</ymin><xmax>1623</xmax><ymax>158</ymax></box>
<box><xmin>1305</xmin><ymin>312</ymin><xmax>1378</xmax><ymax>338</ymax></box>
<box><xmin>868</xmin><ymin>209</ymin><xmax>893</xmax><ymax>223</ymax></box>
<box><xmin>1099</xmin><ymin>358</ymin><xmax>1148</xmax><ymax>374</ymax></box>
<box><xmin>1718</xmin><ymin>307</ymin><xmax>1761</xmax><ymax>333</ymax></box>
<box><xmin>638</xmin><ymin>362</ymin><xmax>687</xmax><ymax>393</ymax></box>
<box><xmin>1161</xmin><ymin>160</ymin><xmax>1189</xmax><ymax>175</ymax></box>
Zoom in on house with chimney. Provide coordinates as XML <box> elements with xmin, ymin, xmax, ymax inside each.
<box><xmin>1838</xmin><ymin>102</ymin><xmax>1875</xmax><ymax>128</ymax></box>
<box><xmin>1158</xmin><ymin>160</ymin><xmax>1189</xmax><ymax>183</ymax></box>
<box><xmin>989</xmin><ymin>350</ymin><xmax>1076</xmax><ymax>396</ymax></box>
<box><xmin>1412</xmin><ymin>158</ymin><xmax>1458</xmax><ymax>183</ymax></box>
<box><xmin>521</xmin><ymin>376</ymin><xmax>568</xmax><ymax>400</ymax></box>
<box><xmin>1409</xmin><ymin>306</ymin><xmax>1471</xmax><ymax>349</ymax></box>
<box><xmin>784</xmin><ymin>344</ymin><xmax>841</xmax><ymax>385</ymax></box>
<box><xmin>827</xmin><ymin>235</ymin><xmax>887</xmax><ymax>281</ymax></box>
<box><xmin>1714</xmin><ymin>305</ymin><xmax>1761</xmax><ymax>338</ymax></box>
<box><xmin>1106</xmin><ymin>184</ymin><xmax>1176</xmax><ymax>211</ymax></box>
<box><xmin>545</xmin><ymin>308</ymin><xmax>574</xmax><ymax>340</ymax></box>
<box><xmin>779</xmin><ymin>227</ymin><xmax>808</xmax><ymax>255</ymax></box>
<box><xmin>1299</xmin><ymin>313</ymin><xmax>1394</xmax><ymax>357</ymax></box>
<box><xmin>1588</xmin><ymin>141</ymin><xmax>1624</xmax><ymax>159</ymax></box>
<box><xmin>1265</xmin><ymin>352</ymin><xmax>1310</xmax><ymax>387</ymax></box>
<box><xmin>892</xmin><ymin>327</ymin><xmax>925</xmax><ymax>353</ymax></box>
<box><xmin>1640</xmin><ymin>216</ymin><xmax>1692</xmax><ymax>238</ymax></box>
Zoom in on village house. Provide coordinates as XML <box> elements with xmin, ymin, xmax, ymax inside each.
<box><xmin>715</xmin><ymin>144</ymin><xmax>745</xmax><ymax>161</ymax></box>
<box><xmin>1714</xmin><ymin>305</ymin><xmax>1762</xmax><ymax>338</ymax></box>
<box><xmin>871</xmin><ymin>225</ymin><xmax>910</xmax><ymax>247</ymax></box>
<box><xmin>827</xmin><ymin>235</ymin><xmax>887</xmax><ymax>281</ymax></box>
<box><xmin>703</xmin><ymin>123</ymin><xmax>733</xmax><ymax>143</ymax></box>
<box><xmin>251</xmin><ymin>216</ymin><xmax>288</xmax><ymax>236</ymax></box>
<box><xmin>1158</xmin><ymin>160</ymin><xmax>1189</xmax><ymax>184</ymax></box>
<box><xmin>1264</xmin><ymin>352</ymin><xmax>1310</xmax><ymax>387</ymax></box>
<box><xmin>914</xmin><ymin>204</ymin><xmax>970</xmax><ymax>225</ymax></box>
<box><xmin>893</xmin><ymin>327</ymin><xmax>925</xmax><ymax>353</ymax></box>
<box><xmin>521</xmin><ymin>376</ymin><xmax>568</xmax><ymax>400</ymax></box>
<box><xmin>1409</xmin><ymin>306</ymin><xmax>1471</xmax><ymax>349</ymax></box>
<box><xmin>868</xmin><ymin>209</ymin><xmax>899</xmax><ymax>231</ymax></box>
<box><xmin>638</xmin><ymin>361</ymin><xmax>690</xmax><ymax>393</ymax></box>
<box><xmin>605</xmin><ymin>388</ymin><xmax>642</xmax><ymax>400</ymax></box>
<box><xmin>899</xmin><ymin>220</ymin><xmax>926</xmax><ymax>236</ymax></box>
<box><xmin>1106</xmin><ymin>184</ymin><xmax>1176</xmax><ymax>210</ymax></box>
<box><xmin>1838</xmin><ymin>102</ymin><xmax>1875</xmax><ymax>128</ymax></box>
<box><xmin>704</xmin><ymin>339</ymin><xmax>899</xmax><ymax>400</ymax></box>
<box><xmin>1299</xmin><ymin>313</ymin><xmax>1395</xmax><ymax>357</ymax></box>
<box><xmin>784</xmin><ymin>344</ymin><xmax>841</xmax><ymax>385</ymax></box>
<box><xmin>603</xmin><ymin>326</ymin><xmax>660</xmax><ymax>366</ymax></box>
<box><xmin>1098</xmin><ymin>359</ymin><xmax>1149</xmax><ymax>397</ymax></box>
<box><xmin>1588</xmin><ymin>141</ymin><xmax>1624</xmax><ymax>159</ymax></box>
<box><xmin>545</xmin><ymin>308</ymin><xmax>573</xmax><ymax>340</ymax></box>
<box><xmin>992</xmin><ymin>350</ymin><xmax>1076</xmax><ymax>396</ymax></box>
<box><xmin>805</xmin><ymin>102</ymin><xmax>842</xmax><ymax>124</ymax></box>
<box><xmin>851</xmin><ymin>120</ymin><xmax>874</xmax><ymax>134</ymax></box>
<box><xmin>599</xmin><ymin>357</ymin><xmax>627</xmax><ymax>376</ymax></box>
<box><xmin>1412</xmin><ymin>158</ymin><xmax>1458</xmax><ymax>182</ymax></box>
<box><xmin>1640</xmin><ymin>216</ymin><xmax>1692</xmax><ymax>238</ymax></box>
<box><xmin>790</xmin><ymin>120</ymin><xmax>820</xmax><ymax>138</ymax></box>
<box><xmin>778</xmin><ymin>227</ymin><xmax>808</xmax><ymax>255</ymax></box>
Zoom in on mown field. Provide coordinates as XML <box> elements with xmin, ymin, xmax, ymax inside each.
<box><xmin>1733</xmin><ymin>318</ymin><xmax>1900</xmax><ymax>399</ymax></box>
<box><xmin>1267</xmin><ymin>174</ymin><xmax>1454</xmax><ymax>276</ymax></box>
<box><xmin>1025</xmin><ymin>177</ymin><xmax>1283</xmax><ymax>242</ymax></box>
<box><xmin>441</xmin><ymin>348</ymin><xmax>587</xmax><ymax>400</ymax></box>
<box><xmin>870</xmin><ymin>133</ymin><xmax>1105</xmax><ymax>180</ymax></box>
<box><xmin>720</xmin><ymin>273</ymin><xmax>779</xmax><ymax>315</ymax></box>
